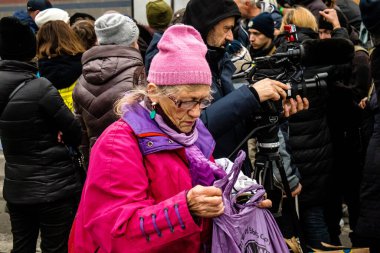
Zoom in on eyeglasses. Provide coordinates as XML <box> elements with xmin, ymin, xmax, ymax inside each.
<box><xmin>167</xmin><ymin>95</ymin><xmax>212</xmax><ymax>110</ymax></box>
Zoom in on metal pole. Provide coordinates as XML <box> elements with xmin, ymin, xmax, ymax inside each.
<box><xmin>131</xmin><ymin>0</ymin><xmax>134</xmax><ymax>19</ymax></box>
<box><xmin>171</xmin><ymin>0</ymin><xmax>175</xmax><ymax>10</ymax></box>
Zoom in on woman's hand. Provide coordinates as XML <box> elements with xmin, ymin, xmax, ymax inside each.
<box><xmin>283</xmin><ymin>95</ymin><xmax>309</xmax><ymax>117</ymax></box>
<box><xmin>258</xmin><ymin>199</ymin><xmax>273</xmax><ymax>209</ymax></box>
<box><xmin>187</xmin><ymin>185</ymin><xmax>224</xmax><ymax>218</ymax></box>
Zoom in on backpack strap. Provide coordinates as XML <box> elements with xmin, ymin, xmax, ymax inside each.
<box><xmin>7</xmin><ymin>72</ymin><xmax>39</xmax><ymax>101</ymax></box>
<box><xmin>8</xmin><ymin>81</ymin><xmax>27</xmax><ymax>101</ymax></box>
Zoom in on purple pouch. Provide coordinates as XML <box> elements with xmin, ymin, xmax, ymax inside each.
<box><xmin>212</xmin><ymin>151</ymin><xmax>289</xmax><ymax>253</ymax></box>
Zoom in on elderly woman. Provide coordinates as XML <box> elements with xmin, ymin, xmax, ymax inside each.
<box><xmin>69</xmin><ymin>24</ymin><xmax>278</xmax><ymax>253</ymax></box>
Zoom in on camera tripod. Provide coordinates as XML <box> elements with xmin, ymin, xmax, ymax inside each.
<box><xmin>254</xmin><ymin>141</ymin><xmax>289</xmax><ymax>216</ymax></box>
<box><xmin>228</xmin><ymin>101</ymin><xmax>306</xmax><ymax>252</ymax></box>
<box><xmin>254</xmin><ymin>124</ymin><xmax>306</xmax><ymax>252</ymax></box>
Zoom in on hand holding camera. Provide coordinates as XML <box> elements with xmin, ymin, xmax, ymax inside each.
<box><xmin>251</xmin><ymin>78</ymin><xmax>289</xmax><ymax>102</ymax></box>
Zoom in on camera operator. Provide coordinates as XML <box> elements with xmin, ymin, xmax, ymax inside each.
<box><xmin>274</xmin><ymin>6</ymin><xmax>354</xmax><ymax>250</ymax></box>
<box><xmin>183</xmin><ymin>0</ymin><xmax>309</xmax><ymax>176</ymax></box>
<box><xmin>240</xmin><ymin>11</ymin><xmax>305</xmax><ymax>247</ymax></box>
<box><xmin>245</xmin><ymin>11</ymin><xmax>303</xmax><ymax>199</ymax></box>
<box><xmin>318</xmin><ymin>8</ymin><xmax>372</xmax><ymax>245</ymax></box>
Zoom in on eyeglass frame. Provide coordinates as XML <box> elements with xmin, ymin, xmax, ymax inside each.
<box><xmin>167</xmin><ymin>95</ymin><xmax>212</xmax><ymax>110</ymax></box>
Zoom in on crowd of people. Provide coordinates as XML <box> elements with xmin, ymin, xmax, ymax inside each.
<box><xmin>0</xmin><ymin>0</ymin><xmax>379</xmax><ymax>252</ymax></box>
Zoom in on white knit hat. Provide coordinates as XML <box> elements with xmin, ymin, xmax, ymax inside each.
<box><xmin>35</xmin><ymin>8</ymin><xmax>70</xmax><ymax>28</ymax></box>
<box><xmin>95</xmin><ymin>13</ymin><xmax>139</xmax><ymax>46</ymax></box>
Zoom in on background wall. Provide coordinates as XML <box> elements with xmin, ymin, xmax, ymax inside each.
<box><xmin>0</xmin><ymin>0</ymin><xmax>189</xmax><ymax>25</ymax></box>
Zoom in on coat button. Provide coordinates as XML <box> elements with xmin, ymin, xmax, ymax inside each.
<box><xmin>147</xmin><ymin>141</ymin><xmax>153</xmax><ymax>147</ymax></box>
<box><xmin>168</xmin><ymin>140</ymin><xmax>173</xmax><ymax>144</ymax></box>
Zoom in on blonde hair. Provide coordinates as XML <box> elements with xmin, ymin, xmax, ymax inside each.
<box><xmin>280</xmin><ymin>6</ymin><xmax>318</xmax><ymax>32</ymax></box>
<box><xmin>37</xmin><ymin>20</ymin><xmax>85</xmax><ymax>58</ymax></box>
<box><xmin>114</xmin><ymin>84</ymin><xmax>211</xmax><ymax>117</ymax></box>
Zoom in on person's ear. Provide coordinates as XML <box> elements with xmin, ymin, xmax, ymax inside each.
<box><xmin>132</xmin><ymin>40</ymin><xmax>139</xmax><ymax>50</ymax></box>
<box><xmin>147</xmin><ymin>83</ymin><xmax>159</xmax><ymax>102</ymax></box>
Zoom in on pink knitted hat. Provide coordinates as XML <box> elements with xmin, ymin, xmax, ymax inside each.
<box><xmin>147</xmin><ymin>24</ymin><xmax>212</xmax><ymax>86</ymax></box>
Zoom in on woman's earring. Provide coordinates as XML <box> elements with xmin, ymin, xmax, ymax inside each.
<box><xmin>150</xmin><ymin>102</ymin><xmax>157</xmax><ymax>119</ymax></box>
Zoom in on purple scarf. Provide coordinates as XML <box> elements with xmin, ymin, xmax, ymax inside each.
<box><xmin>141</xmin><ymin>101</ymin><xmax>226</xmax><ymax>186</ymax></box>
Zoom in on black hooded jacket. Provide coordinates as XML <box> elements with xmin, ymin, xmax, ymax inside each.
<box><xmin>0</xmin><ymin>60</ymin><xmax>82</xmax><ymax>204</ymax></box>
<box><xmin>183</xmin><ymin>0</ymin><xmax>241</xmax><ymax>42</ymax></box>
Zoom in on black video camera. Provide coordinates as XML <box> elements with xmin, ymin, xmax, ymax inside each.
<box><xmin>246</xmin><ymin>44</ymin><xmax>328</xmax><ymax>100</ymax></box>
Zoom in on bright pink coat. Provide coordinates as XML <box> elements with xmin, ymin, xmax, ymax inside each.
<box><xmin>69</xmin><ymin>109</ymin><xmax>215</xmax><ymax>252</ymax></box>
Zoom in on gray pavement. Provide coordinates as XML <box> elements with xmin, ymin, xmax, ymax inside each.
<box><xmin>0</xmin><ymin>151</ymin><xmax>351</xmax><ymax>252</ymax></box>
<box><xmin>0</xmin><ymin>151</ymin><xmax>12</xmax><ymax>253</ymax></box>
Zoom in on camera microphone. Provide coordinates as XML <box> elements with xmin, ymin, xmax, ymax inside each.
<box><xmin>300</xmin><ymin>38</ymin><xmax>355</xmax><ymax>67</ymax></box>
<box><xmin>253</xmin><ymin>38</ymin><xmax>354</xmax><ymax>67</ymax></box>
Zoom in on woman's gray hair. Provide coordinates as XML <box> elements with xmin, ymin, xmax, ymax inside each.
<box><xmin>114</xmin><ymin>84</ymin><xmax>213</xmax><ymax>117</ymax></box>
<box><xmin>114</xmin><ymin>85</ymin><xmax>183</xmax><ymax>117</ymax></box>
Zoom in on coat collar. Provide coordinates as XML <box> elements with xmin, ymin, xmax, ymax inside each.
<box><xmin>122</xmin><ymin>103</ymin><xmax>215</xmax><ymax>158</ymax></box>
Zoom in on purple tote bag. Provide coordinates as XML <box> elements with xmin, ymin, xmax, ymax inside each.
<box><xmin>212</xmin><ymin>151</ymin><xmax>289</xmax><ymax>253</ymax></box>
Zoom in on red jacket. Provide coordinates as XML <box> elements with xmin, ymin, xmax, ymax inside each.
<box><xmin>69</xmin><ymin>105</ymin><xmax>216</xmax><ymax>253</ymax></box>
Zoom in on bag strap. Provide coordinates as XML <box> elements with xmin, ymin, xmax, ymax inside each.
<box><xmin>8</xmin><ymin>81</ymin><xmax>27</xmax><ymax>101</ymax></box>
<box><xmin>214</xmin><ymin>152</ymin><xmax>243</xmax><ymax>193</ymax></box>
<box><xmin>217</xmin><ymin>151</ymin><xmax>246</xmax><ymax>194</ymax></box>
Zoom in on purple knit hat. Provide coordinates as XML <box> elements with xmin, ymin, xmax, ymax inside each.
<box><xmin>147</xmin><ymin>24</ymin><xmax>212</xmax><ymax>86</ymax></box>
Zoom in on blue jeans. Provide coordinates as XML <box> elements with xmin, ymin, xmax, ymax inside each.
<box><xmin>300</xmin><ymin>206</ymin><xmax>331</xmax><ymax>249</ymax></box>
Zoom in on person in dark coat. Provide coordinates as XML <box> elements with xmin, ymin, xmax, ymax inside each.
<box><xmin>37</xmin><ymin>20</ymin><xmax>85</xmax><ymax>111</ymax></box>
<box><xmin>278</xmin><ymin>5</ymin><xmax>353</xmax><ymax>249</ymax></box>
<box><xmin>247</xmin><ymin>12</ymin><xmax>277</xmax><ymax>58</ymax></box>
<box><xmin>183</xmin><ymin>0</ymin><xmax>308</xmax><ymax>175</ymax></box>
<box><xmin>73</xmin><ymin>13</ymin><xmax>145</xmax><ymax>167</ymax></box>
<box><xmin>353</xmin><ymin>0</ymin><xmax>380</xmax><ymax>251</ymax></box>
<box><xmin>318</xmin><ymin>8</ymin><xmax>372</xmax><ymax>245</ymax></box>
<box><xmin>336</xmin><ymin>0</ymin><xmax>362</xmax><ymax>32</ymax></box>
<box><xmin>144</xmin><ymin>8</ymin><xmax>186</xmax><ymax>75</ymax></box>
<box><xmin>0</xmin><ymin>16</ymin><xmax>82</xmax><ymax>253</ymax></box>
<box><xmin>13</xmin><ymin>10</ymin><xmax>39</xmax><ymax>34</ymax></box>
<box><xmin>144</xmin><ymin>0</ymin><xmax>173</xmax><ymax>73</ymax></box>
